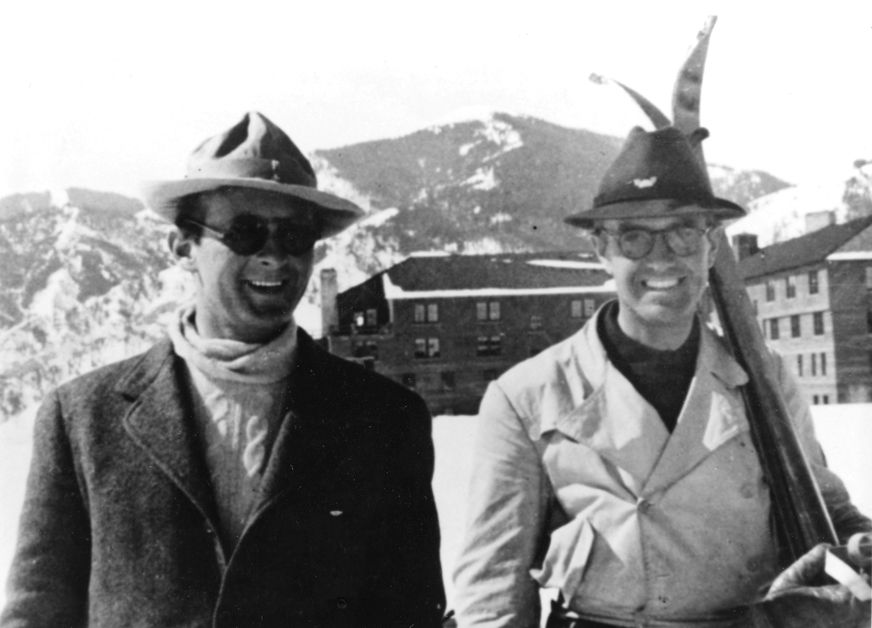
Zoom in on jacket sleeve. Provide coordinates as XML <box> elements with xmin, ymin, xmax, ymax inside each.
<box><xmin>361</xmin><ymin>393</ymin><xmax>447</xmax><ymax>628</ymax></box>
<box><xmin>452</xmin><ymin>382</ymin><xmax>549</xmax><ymax>628</ymax></box>
<box><xmin>1</xmin><ymin>390</ymin><xmax>91</xmax><ymax>627</ymax></box>
<box><xmin>774</xmin><ymin>354</ymin><xmax>872</xmax><ymax>540</ymax></box>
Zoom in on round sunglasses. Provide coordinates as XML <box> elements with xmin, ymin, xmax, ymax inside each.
<box><xmin>598</xmin><ymin>225</ymin><xmax>711</xmax><ymax>260</ymax></box>
<box><xmin>182</xmin><ymin>215</ymin><xmax>317</xmax><ymax>256</ymax></box>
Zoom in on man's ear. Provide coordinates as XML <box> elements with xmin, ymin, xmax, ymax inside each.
<box><xmin>168</xmin><ymin>229</ymin><xmax>197</xmax><ymax>272</ymax></box>
<box><xmin>705</xmin><ymin>224</ymin><xmax>722</xmax><ymax>269</ymax></box>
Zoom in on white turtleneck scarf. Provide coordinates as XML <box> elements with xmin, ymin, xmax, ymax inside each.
<box><xmin>167</xmin><ymin>304</ymin><xmax>297</xmax><ymax>549</ymax></box>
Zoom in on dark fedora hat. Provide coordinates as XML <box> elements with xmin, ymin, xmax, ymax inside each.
<box><xmin>141</xmin><ymin>111</ymin><xmax>364</xmax><ymax>238</ymax></box>
<box><xmin>565</xmin><ymin>126</ymin><xmax>745</xmax><ymax>229</ymax></box>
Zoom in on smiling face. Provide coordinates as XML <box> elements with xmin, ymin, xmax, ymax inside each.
<box><xmin>169</xmin><ymin>188</ymin><xmax>317</xmax><ymax>343</ymax></box>
<box><xmin>594</xmin><ymin>208</ymin><xmax>719</xmax><ymax>349</ymax></box>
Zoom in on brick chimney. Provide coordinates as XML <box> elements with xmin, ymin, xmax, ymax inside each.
<box><xmin>320</xmin><ymin>268</ymin><xmax>338</xmax><ymax>336</ymax></box>
<box><xmin>731</xmin><ymin>233</ymin><xmax>759</xmax><ymax>260</ymax></box>
<box><xmin>805</xmin><ymin>210</ymin><xmax>836</xmax><ymax>233</ymax></box>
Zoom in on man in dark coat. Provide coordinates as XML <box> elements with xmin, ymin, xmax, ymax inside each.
<box><xmin>1</xmin><ymin>112</ymin><xmax>446</xmax><ymax>627</ymax></box>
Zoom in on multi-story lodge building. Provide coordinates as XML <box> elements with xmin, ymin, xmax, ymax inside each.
<box><xmin>735</xmin><ymin>214</ymin><xmax>872</xmax><ymax>404</ymax></box>
<box><xmin>323</xmin><ymin>251</ymin><xmax>615</xmax><ymax>414</ymax></box>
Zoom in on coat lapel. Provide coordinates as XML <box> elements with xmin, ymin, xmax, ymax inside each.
<box><xmin>254</xmin><ymin>331</ymin><xmax>350</xmax><ymax>507</ymax></box>
<box><xmin>642</xmin><ymin>327</ymin><xmax>750</xmax><ymax>494</ymax></box>
<box><xmin>118</xmin><ymin>340</ymin><xmax>218</xmax><ymax>524</ymax></box>
<box><xmin>548</xmin><ymin>316</ymin><xmax>670</xmax><ymax>495</ymax></box>
<box><xmin>550</xmin><ymin>315</ymin><xmax>750</xmax><ymax>497</ymax></box>
<box><xmin>559</xmin><ymin>362</ymin><xmax>670</xmax><ymax>495</ymax></box>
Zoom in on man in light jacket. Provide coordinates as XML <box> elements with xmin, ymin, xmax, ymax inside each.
<box><xmin>452</xmin><ymin>126</ymin><xmax>871</xmax><ymax>627</ymax></box>
<box><xmin>2</xmin><ymin>111</ymin><xmax>446</xmax><ymax>627</ymax></box>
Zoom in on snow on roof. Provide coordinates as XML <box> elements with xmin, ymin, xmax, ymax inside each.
<box><xmin>827</xmin><ymin>251</ymin><xmax>872</xmax><ymax>261</ymax></box>
<box><xmin>526</xmin><ymin>259</ymin><xmax>604</xmax><ymax>270</ymax></box>
<box><xmin>359</xmin><ymin>251</ymin><xmax>613</xmax><ymax>300</ymax></box>
<box><xmin>738</xmin><ymin>215</ymin><xmax>872</xmax><ymax>280</ymax></box>
<box><xmin>409</xmin><ymin>251</ymin><xmax>451</xmax><ymax>258</ymax></box>
<box><xmin>382</xmin><ymin>273</ymin><xmax>614</xmax><ymax>300</ymax></box>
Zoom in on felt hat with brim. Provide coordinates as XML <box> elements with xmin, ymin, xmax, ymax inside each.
<box><xmin>565</xmin><ymin>126</ymin><xmax>745</xmax><ymax>229</ymax></box>
<box><xmin>141</xmin><ymin>111</ymin><xmax>364</xmax><ymax>239</ymax></box>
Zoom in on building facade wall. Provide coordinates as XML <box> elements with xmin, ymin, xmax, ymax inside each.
<box><xmin>748</xmin><ymin>263</ymin><xmax>838</xmax><ymax>405</ymax></box>
<box><xmin>828</xmin><ymin>260</ymin><xmax>872</xmax><ymax>403</ymax></box>
<box><xmin>747</xmin><ymin>256</ymin><xmax>872</xmax><ymax>405</ymax></box>
<box><xmin>330</xmin><ymin>291</ymin><xmax>613</xmax><ymax>415</ymax></box>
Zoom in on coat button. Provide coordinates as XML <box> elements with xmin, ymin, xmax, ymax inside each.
<box><xmin>637</xmin><ymin>498</ymin><xmax>651</xmax><ymax>513</ymax></box>
<box><xmin>336</xmin><ymin>597</ymin><xmax>348</xmax><ymax>610</ymax></box>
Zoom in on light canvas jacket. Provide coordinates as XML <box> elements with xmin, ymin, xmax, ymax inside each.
<box><xmin>453</xmin><ymin>306</ymin><xmax>867</xmax><ymax>628</ymax></box>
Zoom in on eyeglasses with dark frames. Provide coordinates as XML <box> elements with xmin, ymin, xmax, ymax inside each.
<box><xmin>597</xmin><ymin>225</ymin><xmax>712</xmax><ymax>260</ymax></box>
<box><xmin>182</xmin><ymin>215</ymin><xmax>317</xmax><ymax>256</ymax></box>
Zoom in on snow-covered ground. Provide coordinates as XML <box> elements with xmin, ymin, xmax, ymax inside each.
<box><xmin>1</xmin><ymin>405</ymin><xmax>869</xmax><ymax>612</ymax></box>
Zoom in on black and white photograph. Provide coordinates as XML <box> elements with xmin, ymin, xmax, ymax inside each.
<box><xmin>1</xmin><ymin>1</ymin><xmax>870</xmax><ymax>626</ymax></box>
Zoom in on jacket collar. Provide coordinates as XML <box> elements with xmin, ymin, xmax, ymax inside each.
<box><xmin>550</xmin><ymin>306</ymin><xmax>749</xmax><ymax>494</ymax></box>
<box><xmin>117</xmin><ymin>338</ymin><xmax>219</xmax><ymax>525</ymax></box>
<box><xmin>116</xmin><ymin>330</ymin><xmax>351</xmax><ymax>531</ymax></box>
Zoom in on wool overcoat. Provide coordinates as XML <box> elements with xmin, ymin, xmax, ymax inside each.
<box><xmin>2</xmin><ymin>330</ymin><xmax>446</xmax><ymax>627</ymax></box>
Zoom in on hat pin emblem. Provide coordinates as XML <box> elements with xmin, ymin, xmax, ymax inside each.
<box><xmin>270</xmin><ymin>159</ymin><xmax>281</xmax><ymax>181</ymax></box>
<box><xmin>632</xmin><ymin>176</ymin><xmax>657</xmax><ymax>189</ymax></box>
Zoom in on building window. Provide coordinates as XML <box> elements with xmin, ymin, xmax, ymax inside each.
<box><xmin>820</xmin><ymin>352</ymin><xmax>827</xmax><ymax>376</ymax></box>
<box><xmin>570</xmin><ymin>300</ymin><xmax>583</xmax><ymax>318</ymax></box>
<box><xmin>812</xmin><ymin>394</ymin><xmax>819</xmax><ymax>405</ymax></box>
<box><xmin>476</xmin><ymin>301</ymin><xmax>501</xmax><ymax>321</ymax></box>
<box><xmin>811</xmin><ymin>352</ymin><xmax>817</xmax><ymax>376</ymax></box>
<box><xmin>476</xmin><ymin>302</ymin><xmax>488</xmax><ymax>321</ymax></box>
<box><xmin>529</xmin><ymin>315</ymin><xmax>543</xmax><ymax>330</ymax></box>
<box><xmin>785</xmin><ymin>276</ymin><xmax>796</xmax><ymax>299</ymax></box>
<box><xmin>866</xmin><ymin>266</ymin><xmax>872</xmax><ymax>289</ymax></box>
<box><xmin>353</xmin><ymin>311</ymin><xmax>365</xmax><ymax>328</ymax></box>
<box><xmin>813</xmin><ymin>312</ymin><xmax>824</xmax><ymax>335</ymax></box>
<box><xmin>796</xmin><ymin>354</ymin><xmax>803</xmax><ymax>377</ymax></box>
<box><xmin>414</xmin><ymin>338</ymin><xmax>427</xmax><ymax>358</ymax></box>
<box><xmin>401</xmin><ymin>373</ymin><xmax>416</xmax><ymax>389</ymax></box>
<box><xmin>353</xmin><ymin>340</ymin><xmax>379</xmax><ymax>359</ymax></box>
<box><xmin>415</xmin><ymin>337</ymin><xmax>440</xmax><ymax>358</ymax></box>
<box><xmin>414</xmin><ymin>303</ymin><xmax>439</xmax><ymax>323</ymax></box>
<box><xmin>584</xmin><ymin>299</ymin><xmax>596</xmax><ymax>316</ymax></box>
<box><xmin>765</xmin><ymin>281</ymin><xmax>775</xmax><ymax>302</ymax></box>
<box><xmin>752</xmin><ymin>300</ymin><xmax>758</xmax><ymax>314</ymax></box>
<box><xmin>790</xmin><ymin>315</ymin><xmax>800</xmax><ymax>338</ymax></box>
<box><xmin>365</xmin><ymin>308</ymin><xmax>377</xmax><ymax>327</ymax></box>
<box><xmin>808</xmin><ymin>270</ymin><xmax>819</xmax><ymax>294</ymax></box>
<box><xmin>414</xmin><ymin>304</ymin><xmax>426</xmax><ymax>323</ymax></box>
<box><xmin>822</xmin><ymin>395</ymin><xmax>829</xmax><ymax>404</ymax></box>
<box><xmin>441</xmin><ymin>371</ymin><xmax>455</xmax><ymax>391</ymax></box>
<box><xmin>769</xmin><ymin>318</ymin><xmax>780</xmax><ymax>340</ymax></box>
<box><xmin>476</xmin><ymin>335</ymin><xmax>502</xmax><ymax>357</ymax></box>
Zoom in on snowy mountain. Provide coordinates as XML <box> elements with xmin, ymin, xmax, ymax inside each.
<box><xmin>726</xmin><ymin>161</ymin><xmax>872</xmax><ymax>246</ymax></box>
<box><xmin>0</xmin><ymin>113</ymin><xmax>793</xmax><ymax>421</ymax></box>
<box><xmin>314</xmin><ymin>113</ymin><xmax>790</xmax><ymax>254</ymax></box>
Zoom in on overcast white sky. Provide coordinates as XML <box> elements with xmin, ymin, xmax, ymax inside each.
<box><xmin>1</xmin><ymin>1</ymin><xmax>870</xmax><ymax>200</ymax></box>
